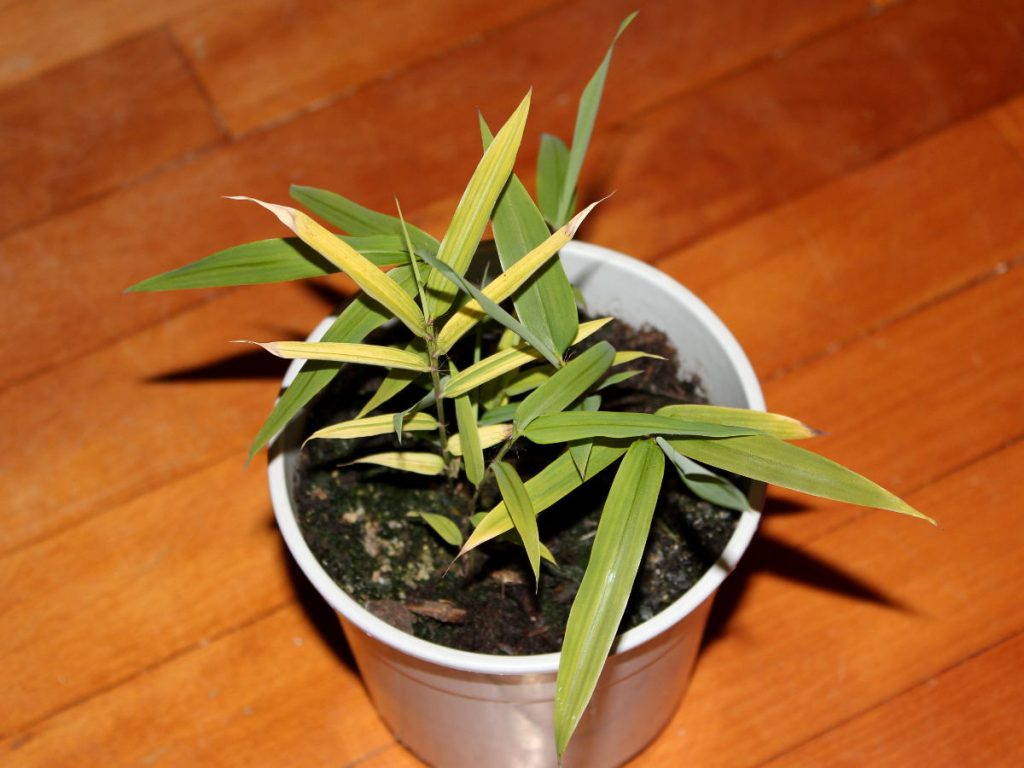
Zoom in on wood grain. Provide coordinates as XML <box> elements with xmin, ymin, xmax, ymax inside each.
<box><xmin>759</xmin><ymin>632</ymin><xmax>1024</xmax><ymax>766</ymax></box>
<box><xmin>0</xmin><ymin>30</ymin><xmax>224</xmax><ymax>236</ymax></box>
<box><xmin>4</xmin><ymin>1</ymin><xmax>1023</xmax><ymax>766</ymax></box>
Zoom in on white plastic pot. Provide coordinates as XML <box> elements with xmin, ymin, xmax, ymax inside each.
<box><xmin>269</xmin><ymin>242</ymin><xmax>765</xmax><ymax>767</ymax></box>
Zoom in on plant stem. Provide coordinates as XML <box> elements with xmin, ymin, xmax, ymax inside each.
<box><xmin>468</xmin><ymin>435</ymin><xmax>517</xmax><ymax>513</ymax></box>
<box><xmin>424</xmin><ymin>324</ymin><xmax>456</xmax><ymax>482</ymax></box>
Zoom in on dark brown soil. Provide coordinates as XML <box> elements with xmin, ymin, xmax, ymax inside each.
<box><xmin>293</xmin><ymin>318</ymin><xmax>742</xmax><ymax>655</ymax></box>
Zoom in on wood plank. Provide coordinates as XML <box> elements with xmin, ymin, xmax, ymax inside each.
<box><xmin>0</xmin><ymin>30</ymin><xmax>224</xmax><ymax>237</ymax></box>
<box><xmin>0</xmin><ymin>455</ymin><xmax>291</xmax><ymax>736</ymax></box>
<box><xmin>172</xmin><ymin>0</ymin><xmax>563</xmax><ymax>136</ymax></box>
<box><xmin>758</xmin><ymin>631</ymin><xmax>1024</xmax><ymax>767</ymax></box>
<box><xmin>0</xmin><ymin>605</ymin><xmax>395</xmax><ymax>766</ymax></box>
<box><xmin>0</xmin><ymin>0</ymin><xmax>869</xmax><ymax>388</ymax></box>
<box><xmin>585</xmin><ymin>0</ymin><xmax>1024</xmax><ymax>260</ymax></box>
<box><xmin>656</xmin><ymin>115</ymin><xmax>1024</xmax><ymax>379</ymax></box>
<box><xmin>0</xmin><ymin>280</ymin><xmax>332</xmax><ymax>552</ymax></box>
<box><xmin>755</xmin><ymin>261</ymin><xmax>1024</xmax><ymax>544</ymax></box>
<box><xmin>989</xmin><ymin>92</ymin><xmax>1024</xmax><ymax>158</ymax></box>
<box><xmin>635</xmin><ymin>436</ymin><xmax>1024</xmax><ymax>767</ymax></box>
<box><xmin>0</xmin><ymin>0</ymin><xmax>213</xmax><ymax>91</ymax></box>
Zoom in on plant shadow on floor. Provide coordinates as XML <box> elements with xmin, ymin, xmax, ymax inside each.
<box><xmin>701</xmin><ymin>496</ymin><xmax>917</xmax><ymax>650</ymax></box>
<box><xmin>275</xmin><ymin>528</ymin><xmax>359</xmax><ymax>674</ymax></box>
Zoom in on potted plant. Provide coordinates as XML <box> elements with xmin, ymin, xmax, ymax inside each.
<box><xmin>128</xmin><ymin>15</ymin><xmax>931</xmax><ymax>767</ymax></box>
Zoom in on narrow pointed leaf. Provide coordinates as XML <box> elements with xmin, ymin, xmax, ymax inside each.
<box><xmin>453</xmin><ymin>366</ymin><xmax>484</xmax><ymax>486</ymax></box>
<box><xmin>227</xmin><ymin>197</ymin><xmax>426</xmax><ymax>337</ymax></box>
<box><xmin>247</xmin><ymin>266</ymin><xmax>419</xmax><ymax>459</ymax></box>
<box><xmin>290</xmin><ymin>185</ymin><xmax>439</xmax><ymax>256</ymax></box>
<box><xmin>537</xmin><ymin>133</ymin><xmax>570</xmax><ymax>226</ymax></box>
<box><xmin>307</xmin><ymin>412</ymin><xmax>438</xmax><ymax>442</ymax></box>
<box><xmin>357</xmin><ymin>364</ymin><xmax>424</xmax><ymax>418</ymax></box>
<box><xmin>478</xmin><ymin>404</ymin><xmax>518</xmax><ymax>426</ymax></box>
<box><xmin>444</xmin><ymin>318</ymin><xmax>611</xmax><ymax>399</ymax></box>
<box><xmin>504</xmin><ymin>368</ymin><xmax>552</xmax><ymax>397</ymax></box>
<box><xmin>555</xmin><ymin>12</ymin><xmax>637</xmax><ymax>225</ymax></box>
<box><xmin>350</xmin><ymin>452</ymin><xmax>446</xmax><ymax>476</ymax></box>
<box><xmin>597</xmin><ymin>369</ymin><xmax>643</xmax><ymax>390</ymax></box>
<box><xmin>569</xmin><ymin>395</ymin><xmax>602</xmax><ymax>478</ymax></box>
<box><xmin>480</xmin><ymin>116</ymin><xmax>578</xmax><ymax>354</ymax></box>
<box><xmin>244</xmin><ymin>340</ymin><xmax>430</xmax><ymax>371</ymax></box>
<box><xmin>424</xmin><ymin>92</ymin><xmax>531</xmax><ymax>318</ymax></box>
<box><xmin>436</xmin><ymin>199</ymin><xmax>598</xmax><ymax>353</ymax></box>
<box><xmin>461</xmin><ymin>442</ymin><xmax>628</xmax><ymax>554</ymax></box>
<box><xmin>664</xmin><ymin>435</ymin><xmax>933</xmax><ymax>522</ymax></box>
<box><xmin>493</xmin><ymin>461</ymin><xmax>541</xmax><ymax>586</ymax></box>
<box><xmin>524</xmin><ymin>411</ymin><xmax>756</xmax><ymax>444</ymax></box>
<box><xmin>448</xmin><ymin>423</ymin><xmax>513</xmax><ymax>456</ymax></box>
<box><xmin>657</xmin><ymin>404</ymin><xmax>819</xmax><ymax>440</ymax></box>
<box><xmin>419</xmin><ymin>247</ymin><xmax>562</xmax><ymax>368</ymax></box>
<box><xmin>613</xmin><ymin>350</ymin><xmax>665</xmax><ymax>365</ymax></box>
<box><xmin>656</xmin><ymin>437</ymin><xmax>751</xmax><ymax>512</ymax></box>
<box><xmin>514</xmin><ymin>341</ymin><xmax>614</xmax><ymax>432</ymax></box>
<box><xmin>125</xmin><ymin>235</ymin><xmax>414</xmax><ymax>293</ymax></box>
<box><xmin>410</xmin><ymin>512</ymin><xmax>463</xmax><ymax>547</ymax></box>
<box><xmin>555</xmin><ymin>438</ymin><xmax>663</xmax><ymax>757</ymax></box>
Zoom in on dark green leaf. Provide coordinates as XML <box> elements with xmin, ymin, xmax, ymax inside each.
<box><xmin>514</xmin><ymin>341</ymin><xmax>614</xmax><ymax>432</ymax></box>
<box><xmin>655</xmin><ymin>437</ymin><xmax>750</xmax><ymax>512</ymax></box>
<box><xmin>537</xmin><ymin>133</ymin><xmax>570</xmax><ymax>226</ymax></box>
<box><xmin>493</xmin><ymin>461</ymin><xmax>541</xmax><ymax>586</ymax></box>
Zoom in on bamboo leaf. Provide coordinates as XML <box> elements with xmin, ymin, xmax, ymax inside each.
<box><xmin>307</xmin><ymin>412</ymin><xmax>438</xmax><ymax>442</ymax></box>
<box><xmin>435</xmin><ymin>199</ymin><xmax>598</xmax><ymax>353</ymax></box>
<box><xmin>290</xmin><ymin>185</ymin><xmax>440</xmax><ymax>256</ymax></box>
<box><xmin>350</xmin><ymin>452</ymin><xmax>446</xmax><ymax>476</ymax></box>
<box><xmin>409</xmin><ymin>512</ymin><xmax>463</xmax><ymax>547</ymax></box>
<box><xmin>597</xmin><ymin>369</ymin><xmax>642</xmax><ymax>390</ymax></box>
<box><xmin>461</xmin><ymin>441</ymin><xmax>628</xmax><ymax>554</ymax></box>
<box><xmin>555</xmin><ymin>12</ymin><xmax>637</xmax><ymax>226</ymax></box>
<box><xmin>612</xmin><ymin>350</ymin><xmax>665</xmax><ymax>365</ymax></box>
<box><xmin>657</xmin><ymin>404</ymin><xmax>820</xmax><ymax>440</ymax></box>
<box><xmin>443</xmin><ymin>318</ymin><xmax>611</xmax><ymax>399</ymax></box>
<box><xmin>227</xmin><ymin>197</ymin><xmax>427</xmax><ymax>337</ymax></box>
<box><xmin>419</xmin><ymin>248</ymin><xmax>562</xmax><ymax>368</ymax></box>
<box><xmin>125</xmin><ymin>235</ymin><xmax>413</xmax><ymax>293</ymax></box>
<box><xmin>665</xmin><ymin>435</ymin><xmax>933</xmax><ymax>522</ymax></box>
<box><xmin>247</xmin><ymin>266</ymin><xmax>419</xmax><ymax>459</ymax></box>
<box><xmin>537</xmin><ymin>133</ymin><xmax>570</xmax><ymax>226</ymax></box>
<box><xmin>480</xmin><ymin>116</ymin><xmax>578</xmax><ymax>354</ymax></box>
<box><xmin>555</xmin><ymin>438</ymin><xmax>663</xmax><ymax>757</ymax></box>
<box><xmin>514</xmin><ymin>341</ymin><xmax>614</xmax><ymax>432</ymax></box>
<box><xmin>448</xmin><ymin>423</ymin><xmax>513</xmax><ymax>456</ymax></box>
<box><xmin>241</xmin><ymin>340</ymin><xmax>430</xmax><ymax>372</ymax></box>
<box><xmin>655</xmin><ymin>437</ymin><xmax>751</xmax><ymax>512</ymax></box>
<box><xmin>493</xmin><ymin>461</ymin><xmax>542</xmax><ymax>586</ymax></box>
<box><xmin>524</xmin><ymin>411</ymin><xmax>756</xmax><ymax>444</ymax></box>
<box><xmin>453</xmin><ymin>364</ymin><xmax>485</xmax><ymax>487</ymax></box>
<box><xmin>423</xmin><ymin>91</ymin><xmax>531</xmax><ymax>318</ymax></box>
<box><xmin>569</xmin><ymin>395</ymin><xmax>602</xmax><ymax>478</ymax></box>
<box><xmin>357</xmin><ymin>368</ymin><xmax>425</xmax><ymax>418</ymax></box>
<box><xmin>504</xmin><ymin>368</ymin><xmax>552</xmax><ymax>397</ymax></box>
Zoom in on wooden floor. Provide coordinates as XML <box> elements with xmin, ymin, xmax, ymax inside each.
<box><xmin>3</xmin><ymin>1</ymin><xmax>1023</xmax><ymax>765</ymax></box>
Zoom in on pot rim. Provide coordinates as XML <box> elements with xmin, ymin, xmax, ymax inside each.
<box><xmin>269</xmin><ymin>241</ymin><xmax>764</xmax><ymax>675</ymax></box>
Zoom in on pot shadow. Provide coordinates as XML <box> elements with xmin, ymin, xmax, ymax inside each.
<box><xmin>274</xmin><ymin>527</ymin><xmax>359</xmax><ymax>674</ymax></box>
<box><xmin>701</xmin><ymin>498</ymin><xmax>917</xmax><ymax>649</ymax></box>
<box><xmin>146</xmin><ymin>348</ymin><xmax>291</xmax><ymax>383</ymax></box>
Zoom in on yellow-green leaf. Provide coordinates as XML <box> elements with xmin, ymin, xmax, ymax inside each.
<box><xmin>227</xmin><ymin>197</ymin><xmax>427</xmax><ymax>337</ymax></box>
<box><xmin>524</xmin><ymin>411</ymin><xmax>755</xmax><ymax>444</ymax></box>
<box><xmin>444</xmin><ymin>317</ymin><xmax>612</xmax><ymax>399</ymax></box>
<box><xmin>357</xmin><ymin>368</ymin><xmax>424</xmax><ymax>418</ymax></box>
<box><xmin>493</xmin><ymin>461</ymin><xmax>541</xmax><ymax>587</ymax></box>
<box><xmin>555</xmin><ymin>438</ymin><xmax>663</xmax><ymax>757</ymax></box>
<box><xmin>409</xmin><ymin>512</ymin><xmax>463</xmax><ymax>547</ymax></box>
<box><xmin>656</xmin><ymin>404</ymin><xmax>819</xmax><ymax>440</ymax></box>
<box><xmin>435</xmin><ymin>200</ymin><xmax>598</xmax><ymax>352</ymax></box>
<box><xmin>453</xmin><ymin>367</ymin><xmax>484</xmax><ymax>487</ymax></box>
<box><xmin>513</xmin><ymin>341</ymin><xmax>614</xmax><ymax>432</ymax></box>
<box><xmin>423</xmin><ymin>91</ymin><xmax>530</xmax><ymax>319</ymax></box>
<box><xmin>461</xmin><ymin>442</ymin><xmax>628</xmax><ymax>554</ymax></box>
<box><xmin>242</xmin><ymin>340</ymin><xmax>430</xmax><ymax>372</ymax></box>
<box><xmin>612</xmin><ymin>350</ymin><xmax>665</xmax><ymax>365</ymax></box>
<box><xmin>306</xmin><ymin>412</ymin><xmax>438</xmax><ymax>442</ymax></box>
<box><xmin>350</xmin><ymin>452</ymin><xmax>446</xmax><ymax>476</ymax></box>
<box><xmin>448</xmin><ymin>423</ymin><xmax>513</xmax><ymax>456</ymax></box>
<box><xmin>655</xmin><ymin>437</ymin><xmax>751</xmax><ymax>512</ymax></box>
